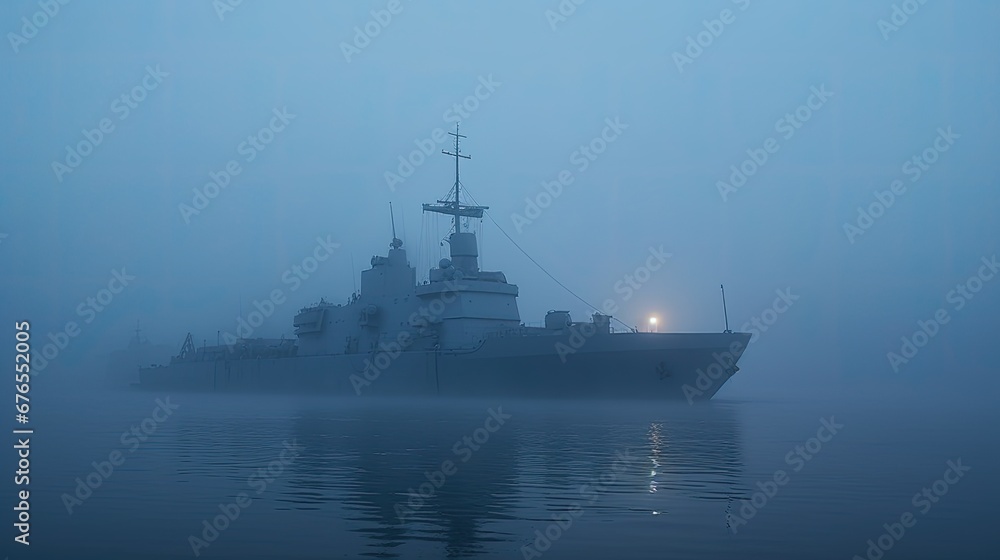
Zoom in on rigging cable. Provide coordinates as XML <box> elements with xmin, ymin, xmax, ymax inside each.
<box><xmin>461</xmin><ymin>186</ymin><xmax>634</xmax><ymax>332</ymax></box>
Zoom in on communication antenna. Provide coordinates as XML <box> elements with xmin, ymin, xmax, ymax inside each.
<box><xmin>721</xmin><ymin>284</ymin><xmax>732</xmax><ymax>333</ymax></box>
<box><xmin>442</xmin><ymin>123</ymin><xmax>471</xmax><ymax>234</ymax></box>
<box><xmin>350</xmin><ymin>251</ymin><xmax>357</xmax><ymax>294</ymax></box>
<box><xmin>389</xmin><ymin>202</ymin><xmax>402</xmax><ymax>249</ymax></box>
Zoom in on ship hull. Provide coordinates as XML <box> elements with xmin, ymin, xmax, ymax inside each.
<box><xmin>138</xmin><ymin>332</ymin><xmax>750</xmax><ymax>401</ymax></box>
<box><xmin>106</xmin><ymin>343</ymin><xmax>175</xmax><ymax>386</ymax></box>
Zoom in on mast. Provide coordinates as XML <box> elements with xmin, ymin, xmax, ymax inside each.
<box><xmin>442</xmin><ymin>123</ymin><xmax>471</xmax><ymax>234</ymax></box>
<box><xmin>390</xmin><ymin>202</ymin><xmax>396</xmax><ymax>239</ymax></box>
<box><xmin>721</xmin><ymin>284</ymin><xmax>732</xmax><ymax>333</ymax></box>
<box><xmin>422</xmin><ymin>123</ymin><xmax>488</xmax><ymax>230</ymax></box>
<box><xmin>389</xmin><ymin>202</ymin><xmax>402</xmax><ymax>249</ymax></box>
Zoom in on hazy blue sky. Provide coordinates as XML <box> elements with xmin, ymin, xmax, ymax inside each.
<box><xmin>2</xmin><ymin>0</ymin><xmax>997</xmax><ymax>400</ymax></box>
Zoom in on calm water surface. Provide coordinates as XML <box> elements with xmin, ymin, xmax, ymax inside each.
<box><xmin>19</xmin><ymin>385</ymin><xmax>996</xmax><ymax>559</ymax></box>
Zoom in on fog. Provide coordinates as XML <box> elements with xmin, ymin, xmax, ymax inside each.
<box><xmin>3</xmin><ymin>0</ymin><xmax>998</xmax><ymax>402</ymax></box>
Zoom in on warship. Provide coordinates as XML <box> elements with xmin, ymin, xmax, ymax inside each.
<box><xmin>139</xmin><ymin>127</ymin><xmax>751</xmax><ymax>400</ymax></box>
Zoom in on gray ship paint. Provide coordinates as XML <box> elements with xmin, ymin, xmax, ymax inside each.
<box><xmin>137</xmin><ymin>130</ymin><xmax>751</xmax><ymax>399</ymax></box>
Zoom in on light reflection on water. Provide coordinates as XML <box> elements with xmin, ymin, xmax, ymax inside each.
<box><xmin>28</xmin><ymin>388</ymin><xmax>995</xmax><ymax>559</ymax></box>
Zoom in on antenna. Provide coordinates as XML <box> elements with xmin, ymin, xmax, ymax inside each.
<box><xmin>389</xmin><ymin>202</ymin><xmax>402</xmax><ymax>249</ymax></box>
<box><xmin>350</xmin><ymin>251</ymin><xmax>357</xmax><ymax>294</ymax></box>
<box><xmin>389</xmin><ymin>202</ymin><xmax>396</xmax><ymax>239</ymax></box>
<box><xmin>442</xmin><ymin>123</ymin><xmax>471</xmax><ymax>234</ymax></box>
<box><xmin>721</xmin><ymin>284</ymin><xmax>732</xmax><ymax>333</ymax></box>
